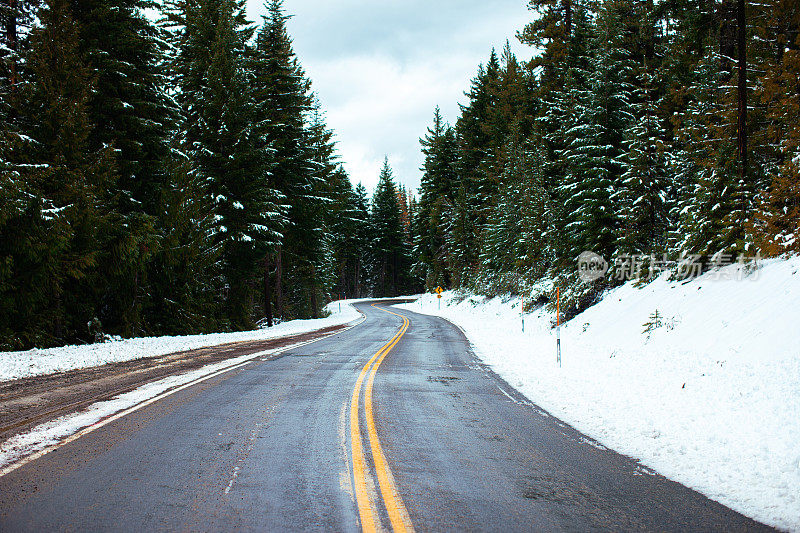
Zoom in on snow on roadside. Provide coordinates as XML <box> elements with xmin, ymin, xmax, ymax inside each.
<box><xmin>1</xmin><ymin>340</ymin><xmax>302</xmax><ymax>473</ymax></box>
<box><xmin>397</xmin><ymin>256</ymin><xmax>800</xmax><ymax>531</ymax></box>
<box><xmin>0</xmin><ymin>301</ymin><xmax>362</xmax><ymax>382</ymax></box>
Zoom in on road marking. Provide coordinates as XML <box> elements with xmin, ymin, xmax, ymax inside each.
<box><xmin>350</xmin><ymin>320</ymin><xmax>404</xmax><ymax>532</ymax></box>
<box><xmin>495</xmin><ymin>384</ymin><xmax>532</xmax><ymax>406</ymax></box>
<box><xmin>366</xmin><ymin>306</ymin><xmax>413</xmax><ymax>532</ymax></box>
<box><xmin>350</xmin><ymin>305</ymin><xmax>414</xmax><ymax>533</ymax></box>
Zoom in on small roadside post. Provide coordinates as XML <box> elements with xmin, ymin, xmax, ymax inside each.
<box><xmin>556</xmin><ymin>286</ymin><xmax>562</xmax><ymax>367</ymax></box>
<box><xmin>339</xmin><ymin>293</ymin><xmax>342</xmax><ymax>314</ymax></box>
<box><xmin>435</xmin><ymin>286</ymin><xmax>443</xmax><ymax>309</ymax></box>
<box><xmin>521</xmin><ymin>293</ymin><xmax>525</xmax><ymax>333</ymax></box>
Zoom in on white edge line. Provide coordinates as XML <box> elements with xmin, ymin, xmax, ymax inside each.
<box><xmin>0</xmin><ymin>311</ymin><xmax>367</xmax><ymax>479</ymax></box>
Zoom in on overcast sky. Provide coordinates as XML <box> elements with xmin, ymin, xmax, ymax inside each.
<box><xmin>244</xmin><ymin>0</ymin><xmax>535</xmax><ymax>194</ymax></box>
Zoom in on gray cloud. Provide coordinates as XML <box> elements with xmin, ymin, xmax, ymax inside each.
<box><xmin>246</xmin><ymin>0</ymin><xmax>534</xmax><ymax>193</ymax></box>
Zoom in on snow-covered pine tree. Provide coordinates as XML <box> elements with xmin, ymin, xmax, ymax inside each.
<box><xmin>0</xmin><ymin>0</ymin><xmax>45</xmax><ymax>347</ymax></box>
<box><xmin>671</xmin><ymin>51</ymin><xmax>741</xmax><ymax>262</ymax></box>
<box><xmin>452</xmin><ymin>53</ymin><xmax>499</xmax><ymax>281</ymax></box>
<box><xmin>481</xmin><ymin>131</ymin><xmax>552</xmax><ymax>281</ymax></box>
<box><xmin>72</xmin><ymin>0</ymin><xmax>175</xmax><ymax>217</ymax></box>
<box><xmin>614</xmin><ymin>0</ymin><xmax>674</xmax><ymax>257</ymax></box>
<box><xmin>167</xmin><ymin>0</ymin><xmax>282</xmax><ymax>329</ymax></box>
<box><xmin>536</xmin><ymin>4</ymin><xmax>594</xmax><ymax>268</ymax></box>
<box><xmin>249</xmin><ymin>0</ymin><xmax>313</xmax><ymax>319</ymax></box>
<box><xmin>667</xmin><ymin>0</ymin><xmax>763</xmax><ymax>263</ymax></box>
<box><xmin>352</xmin><ymin>183</ymin><xmax>371</xmax><ymax>297</ymax></box>
<box><xmin>68</xmin><ymin>0</ymin><xmax>179</xmax><ymax>336</ymax></box>
<box><xmin>10</xmin><ymin>0</ymin><xmax>115</xmax><ymax>345</ymax></box>
<box><xmin>749</xmin><ymin>0</ymin><xmax>800</xmax><ymax>254</ymax></box>
<box><xmin>325</xmin><ymin>166</ymin><xmax>366</xmax><ymax>300</ymax></box>
<box><xmin>412</xmin><ymin>106</ymin><xmax>458</xmax><ymax>289</ymax></box>
<box><xmin>557</xmin><ymin>3</ymin><xmax>633</xmax><ymax>267</ymax></box>
<box><xmin>147</xmin><ymin>150</ymin><xmax>221</xmax><ymax>334</ymax></box>
<box><xmin>616</xmin><ymin>69</ymin><xmax>672</xmax><ymax>256</ymax></box>
<box><xmin>288</xmin><ymin>100</ymin><xmax>338</xmax><ymax>318</ymax></box>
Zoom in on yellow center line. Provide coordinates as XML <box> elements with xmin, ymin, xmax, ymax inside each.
<box><xmin>365</xmin><ymin>307</ymin><xmax>413</xmax><ymax>533</ymax></box>
<box><xmin>350</xmin><ymin>308</ymin><xmax>407</xmax><ymax>532</ymax></box>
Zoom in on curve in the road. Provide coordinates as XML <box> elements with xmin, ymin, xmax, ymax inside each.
<box><xmin>0</xmin><ymin>301</ymin><xmax>773</xmax><ymax>532</ymax></box>
<box><xmin>350</xmin><ymin>304</ymin><xmax>413</xmax><ymax>533</ymax></box>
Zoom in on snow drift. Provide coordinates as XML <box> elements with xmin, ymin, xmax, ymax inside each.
<box><xmin>399</xmin><ymin>256</ymin><xmax>800</xmax><ymax>531</ymax></box>
<box><xmin>0</xmin><ymin>301</ymin><xmax>362</xmax><ymax>382</ymax></box>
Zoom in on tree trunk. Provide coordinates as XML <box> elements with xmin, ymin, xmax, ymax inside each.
<box><xmin>274</xmin><ymin>246</ymin><xmax>283</xmax><ymax>319</ymax></box>
<box><xmin>718</xmin><ymin>0</ymin><xmax>737</xmax><ymax>73</ymax></box>
<box><xmin>354</xmin><ymin>257</ymin><xmax>361</xmax><ymax>298</ymax></box>
<box><xmin>564</xmin><ymin>0</ymin><xmax>571</xmax><ymax>41</ymax></box>
<box><xmin>379</xmin><ymin>258</ymin><xmax>386</xmax><ymax>298</ymax></box>
<box><xmin>736</xmin><ymin>0</ymin><xmax>747</xmax><ymax>181</ymax></box>
<box><xmin>310</xmin><ymin>264</ymin><xmax>319</xmax><ymax>319</ymax></box>
<box><xmin>5</xmin><ymin>0</ymin><xmax>17</xmax><ymax>85</ymax></box>
<box><xmin>263</xmin><ymin>255</ymin><xmax>273</xmax><ymax>327</ymax></box>
<box><xmin>339</xmin><ymin>261</ymin><xmax>346</xmax><ymax>300</ymax></box>
<box><xmin>392</xmin><ymin>251</ymin><xmax>399</xmax><ymax>296</ymax></box>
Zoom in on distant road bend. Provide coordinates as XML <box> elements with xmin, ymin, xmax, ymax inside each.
<box><xmin>0</xmin><ymin>301</ymin><xmax>771</xmax><ymax>531</ymax></box>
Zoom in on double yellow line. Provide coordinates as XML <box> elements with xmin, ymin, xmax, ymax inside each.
<box><xmin>349</xmin><ymin>305</ymin><xmax>414</xmax><ymax>533</ymax></box>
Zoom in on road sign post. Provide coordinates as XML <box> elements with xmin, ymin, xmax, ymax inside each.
<box><xmin>521</xmin><ymin>294</ymin><xmax>525</xmax><ymax>333</ymax></box>
<box><xmin>435</xmin><ymin>286</ymin><xmax>443</xmax><ymax>309</ymax></box>
<box><xmin>556</xmin><ymin>286</ymin><xmax>561</xmax><ymax>367</ymax></box>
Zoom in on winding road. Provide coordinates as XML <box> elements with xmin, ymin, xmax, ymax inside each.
<box><xmin>0</xmin><ymin>301</ymin><xmax>770</xmax><ymax>531</ymax></box>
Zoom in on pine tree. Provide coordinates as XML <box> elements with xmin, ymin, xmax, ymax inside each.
<box><xmin>369</xmin><ymin>158</ymin><xmax>408</xmax><ymax>297</ymax></box>
<box><xmin>326</xmin><ymin>166</ymin><xmax>361</xmax><ymax>299</ymax></box>
<box><xmin>352</xmin><ymin>183</ymin><xmax>371</xmax><ymax>297</ymax></box>
<box><xmin>71</xmin><ymin>0</ymin><xmax>175</xmax><ymax>216</ymax></box>
<box><xmin>557</xmin><ymin>3</ymin><xmax>633</xmax><ymax>266</ymax></box>
<box><xmin>288</xmin><ymin>101</ymin><xmax>338</xmax><ymax>318</ymax></box>
<box><xmin>250</xmin><ymin>0</ymin><xmax>312</xmax><ymax>319</ymax></box>
<box><xmin>413</xmin><ymin>107</ymin><xmax>458</xmax><ymax>288</ymax></box>
<box><xmin>8</xmin><ymin>0</ymin><xmax>115</xmax><ymax>345</ymax></box>
<box><xmin>750</xmin><ymin>0</ymin><xmax>800</xmax><ymax>254</ymax></box>
<box><xmin>451</xmin><ymin>53</ymin><xmax>500</xmax><ymax>279</ymax></box>
<box><xmin>616</xmin><ymin>73</ymin><xmax>672</xmax><ymax>255</ymax></box>
<box><xmin>61</xmin><ymin>0</ymin><xmax>179</xmax><ymax>336</ymax></box>
<box><xmin>519</xmin><ymin>0</ymin><xmax>578</xmax><ymax>90</ymax></box>
<box><xmin>147</xmin><ymin>150</ymin><xmax>221</xmax><ymax>334</ymax></box>
<box><xmin>671</xmin><ymin>51</ymin><xmax>742</xmax><ymax>261</ymax></box>
<box><xmin>481</xmin><ymin>131</ymin><xmax>552</xmax><ymax>279</ymax></box>
<box><xmin>168</xmin><ymin>0</ymin><xmax>280</xmax><ymax>329</ymax></box>
<box><xmin>615</xmin><ymin>1</ymin><xmax>674</xmax><ymax>256</ymax></box>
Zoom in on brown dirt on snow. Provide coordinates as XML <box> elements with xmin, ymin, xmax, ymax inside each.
<box><xmin>0</xmin><ymin>324</ymin><xmax>348</xmax><ymax>441</ymax></box>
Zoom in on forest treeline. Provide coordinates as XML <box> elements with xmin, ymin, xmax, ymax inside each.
<box><xmin>413</xmin><ymin>0</ymin><xmax>800</xmax><ymax>317</ymax></box>
<box><xmin>2</xmin><ymin>0</ymin><xmax>798</xmax><ymax>349</ymax></box>
<box><xmin>0</xmin><ymin>0</ymin><xmax>418</xmax><ymax>349</ymax></box>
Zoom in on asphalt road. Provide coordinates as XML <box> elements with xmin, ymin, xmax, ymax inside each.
<box><xmin>0</xmin><ymin>302</ymin><xmax>771</xmax><ymax>532</ymax></box>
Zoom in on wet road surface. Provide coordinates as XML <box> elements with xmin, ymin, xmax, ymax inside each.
<box><xmin>0</xmin><ymin>302</ymin><xmax>771</xmax><ymax>531</ymax></box>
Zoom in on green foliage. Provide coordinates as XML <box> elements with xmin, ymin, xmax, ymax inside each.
<box><xmin>418</xmin><ymin>0</ymin><xmax>792</xmax><ymax>319</ymax></box>
<box><xmin>368</xmin><ymin>159</ymin><xmax>412</xmax><ymax>297</ymax></box>
<box><xmin>0</xmin><ymin>0</ymin><xmax>363</xmax><ymax>348</ymax></box>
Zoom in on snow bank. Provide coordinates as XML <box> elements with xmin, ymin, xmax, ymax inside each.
<box><xmin>398</xmin><ymin>257</ymin><xmax>800</xmax><ymax>531</ymax></box>
<box><xmin>1</xmin><ymin>351</ymin><xmax>262</xmax><ymax>473</ymax></box>
<box><xmin>0</xmin><ymin>301</ymin><xmax>362</xmax><ymax>382</ymax></box>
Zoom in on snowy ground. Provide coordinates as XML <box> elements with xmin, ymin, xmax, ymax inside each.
<box><xmin>0</xmin><ymin>300</ymin><xmax>366</xmax><ymax>474</ymax></box>
<box><xmin>397</xmin><ymin>257</ymin><xmax>800</xmax><ymax>531</ymax></box>
<box><xmin>0</xmin><ymin>301</ymin><xmax>362</xmax><ymax>382</ymax></box>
